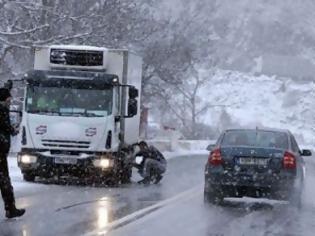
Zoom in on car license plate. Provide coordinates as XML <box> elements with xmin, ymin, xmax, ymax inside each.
<box><xmin>54</xmin><ymin>156</ymin><xmax>78</xmax><ymax>165</ymax></box>
<box><xmin>238</xmin><ymin>157</ymin><xmax>268</xmax><ymax>166</ymax></box>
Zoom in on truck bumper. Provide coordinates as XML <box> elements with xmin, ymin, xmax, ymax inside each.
<box><xmin>17</xmin><ymin>150</ymin><xmax>120</xmax><ymax>178</ymax></box>
<box><xmin>204</xmin><ymin>168</ymin><xmax>299</xmax><ymax>200</ymax></box>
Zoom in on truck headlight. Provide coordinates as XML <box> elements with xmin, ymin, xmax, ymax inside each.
<box><xmin>93</xmin><ymin>158</ymin><xmax>113</xmax><ymax>169</ymax></box>
<box><xmin>19</xmin><ymin>154</ymin><xmax>37</xmax><ymax>164</ymax></box>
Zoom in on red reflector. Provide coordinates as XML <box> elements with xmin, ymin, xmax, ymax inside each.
<box><xmin>283</xmin><ymin>151</ymin><xmax>296</xmax><ymax>169</ymax></box>
<box><xmin>208</xmin><ymin>148</ymin><xmax>223</xmax><ymax>166</ymax></box>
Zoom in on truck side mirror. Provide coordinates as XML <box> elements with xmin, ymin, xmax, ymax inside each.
<box><xmin>127</xmin><ymin>99</ymin><xmax>138</xmax><ymax>117</ymax></box>
<box><xmin>10</xmin><ymin>104</ymin><xmax>22</xmax><ymax>114</ymax></box>
<box><xmin>9</xmin><ymin>109</ymin><xmax>23</xmax><ymax>126</ymax></box>
<box><xmin>4</xmin><ymin>80</ymin><xmax>13</xmax><ymax>90</ymax></box>
<box><xmin>129</xmin><ymin>87</ymin><xmax>138</xmax><ymax>99</ymax></box>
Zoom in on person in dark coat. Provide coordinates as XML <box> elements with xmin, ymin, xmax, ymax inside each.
<box><xmin>0</xmin><ymin>88</ymin><xmax>25</xmax><ymax>218</ymax></box>
<box><xmin>134</xmin><ymin>141</ymin><xmax>167</xmax><ymax>184</ymax></box>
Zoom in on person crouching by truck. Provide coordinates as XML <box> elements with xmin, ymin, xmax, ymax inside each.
<box><xmin>0</xmin><ymin>88</ymin><xmax>25</xmax><ymax>218</ymax></box>
<box><xmin>134</xmin><ymin>141</ymin><xmax>167</xmax><ymax>185</ymax></box>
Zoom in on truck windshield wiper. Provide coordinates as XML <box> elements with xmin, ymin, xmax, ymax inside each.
<box><xmin>86</xmin><ymin>113</ymin><xmax>104</xmax><ymax>117</ymax></box>
<box><xmin>60</xmin><ymin>112</ymin><xmax>86</xmax><ymax>117</ymax></box>
<box><xmin>27</xmin><ymin>110</ymin><xmax>60</xmax><ymax>115</ymax></box>
<box><xmin>60</xmin><ymin>112</ymin><xmax>105</xmax><ymax>117</ymax></box>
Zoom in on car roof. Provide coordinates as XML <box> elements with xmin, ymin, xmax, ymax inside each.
<box><xmin>224</xmin><ymin>127</ymin><xmax>291</xmax><ymax>135</ymax></box>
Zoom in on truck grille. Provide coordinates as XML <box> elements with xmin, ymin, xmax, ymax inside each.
<box><xmin>50</xmin><ymin>49</ymin><xmax>103</xmax><ymax>66</ymax></box>
<box><xmin>42</xmin><ymin>139</ymin><xmax>91</xmax><ymax>149</ymax></box>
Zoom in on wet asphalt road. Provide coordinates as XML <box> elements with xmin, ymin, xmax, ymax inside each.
<box><xmin>0</xmin><ymin>154</ymin><xmax>208</xmax><ymax>236</ymax></box>
<box><xmin>110</xmin><ymin>156</ymin><xmax>315</xmax><ymax>236</ymax></box>
<box><xmin>2</xmin><ymin>154</ymin><xmax>315</xmax><ymax>236</ymax></box>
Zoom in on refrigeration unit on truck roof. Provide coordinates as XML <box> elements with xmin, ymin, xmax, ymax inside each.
<box><xmin>34</xmin><ymin>45</ymin><xmax>109</xmax><ymax>71</ymax></box>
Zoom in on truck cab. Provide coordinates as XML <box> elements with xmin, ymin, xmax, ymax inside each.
<box><xmin>17</xmin><ymin>45</ymin><xmax>142</xmax><ymax>184</ymax></box>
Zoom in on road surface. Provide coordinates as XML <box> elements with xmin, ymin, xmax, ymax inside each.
<box><xmin>0</xmin><ymin>152</ymin><xmax>207</xmax><ymax>236</ymax></box>
<box><xmin>1</xmin><ymin>152</ymin><xmax>315</xmax><ymax>236</ymax></box>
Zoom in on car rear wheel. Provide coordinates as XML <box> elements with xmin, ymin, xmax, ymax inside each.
<box><xmin>204</xmin><ymin>187</ymin><xmax>224</xmax><ymax>205</ymax></box>
<box><xmin>289</xmin><ymin>185</ymin><xmax>303</xmax><ymax>209</ymax></box>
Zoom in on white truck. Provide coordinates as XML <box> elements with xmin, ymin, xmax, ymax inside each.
<box><xmin>16</xmin><ymin>45</ymin><xmax>142</xmax><ymax>184</ymax></box>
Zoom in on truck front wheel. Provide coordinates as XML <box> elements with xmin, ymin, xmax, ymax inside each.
<box><xmin>23</xmin><ymin>173</ymin><xmax>36</xmax><ymax>182</ymax></box>
<box><xmin>120</xmin><ymin>167</ymin><xmax>132</xmax><ymax>184</ymax></box>
<box><xmin>105</xmin><ymin>166</ymin><xmax>132</xmax><ymax>186</ymax></box>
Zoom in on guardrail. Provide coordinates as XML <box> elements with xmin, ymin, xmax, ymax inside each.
<box><xmin>147</xmin><ymin>139</ymin><xmax>215</xmax><ymax>152</ymax></box>
<box><xmin>9</xmin><ymin>138</ymin><xmax>215</xmax><ymax>155</ymax></box>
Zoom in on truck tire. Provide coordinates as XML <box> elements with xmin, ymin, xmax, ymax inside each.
<box><xmin>23</xmin><ymin>173</ymin><xmax>36</xmax><ymax>182</ymax></box>
<box><xmin>107</xmin><ymin>167</ymin><xmax>132</xmax><ymax>186</ymax></box>
<box><xmin>120</xmin><ymin>167</ymin><xmax>132</xmax><ymax>184</ymax></box>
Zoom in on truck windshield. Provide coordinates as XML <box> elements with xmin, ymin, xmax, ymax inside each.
<box><xmin>26</xmin><ymin>86</ymin><xmax>113</xmax><ymax>117</ymax></box>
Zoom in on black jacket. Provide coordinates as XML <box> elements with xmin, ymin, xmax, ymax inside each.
<box><xmin>136</xmin><ymin>146</ymin><xmax>166</xmax><ymax>167</ymax></box>
<box><xmin>0</xmin><ymin>104</ymin><xmax>15</xmax><ymax>154</ymax></box>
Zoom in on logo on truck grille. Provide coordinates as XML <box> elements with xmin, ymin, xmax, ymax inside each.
<box><xmin>36</xmin><ymin>125</ymin><xmax>47</xmax><ymax>135</ymax></box>
<box><xmin>85</xmin><ymin>128</ymin><xmax>97</xmax><ymax>137</ymax></box>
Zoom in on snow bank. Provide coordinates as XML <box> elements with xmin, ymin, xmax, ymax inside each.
<box><xmin>148</xmin><ymin>139</ymin><xmax>215</xmax><ymax>152</ymax></box>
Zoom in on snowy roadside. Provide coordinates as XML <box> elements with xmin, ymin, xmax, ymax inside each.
<box><xmin>163</xmin><ymin>150</ymin><xmax>208</xmax><ymax>160</ymax></box>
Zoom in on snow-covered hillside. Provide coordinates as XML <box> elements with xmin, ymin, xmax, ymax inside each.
<box><xmin>199</xmin><ymin>70</ymin><xmax>315</xmax><ymax>146</ymax></box>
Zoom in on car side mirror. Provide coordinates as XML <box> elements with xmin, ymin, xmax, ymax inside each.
<box><xmin>300</xmin><ymin>149</ymin><xmax>312</xmax><ymax>156</ymax></box>
<box><xmin>206</xmin><ymin>144</ymin><xmax>215</xmax><ymax>151</ymax></box>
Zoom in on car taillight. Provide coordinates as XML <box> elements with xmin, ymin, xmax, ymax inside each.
<box><xmin>283</xmin><ymin>151</ymin><xmax>296</xmax><ymax>169</ymax></box>
<box><xmin>208</xmin><ymin>148</ymin><xmax>223</xmax><ymax>166</ymax></box>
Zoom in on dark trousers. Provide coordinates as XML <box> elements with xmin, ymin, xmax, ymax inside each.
<box><xmin>0</xmin><ymin>153</ymin><xmax>15</xmax><ymax>211</ymax></box>
<box><xmin>141</xmin><ymin>159</ymin><xmax>167</xmax><ymax>178</ymax></box>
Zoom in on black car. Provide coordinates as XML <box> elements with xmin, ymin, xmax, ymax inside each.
<box><xmin>204</xmin><ymin>128</ymin><xmax>312</xmax><ymax>206</ymax></box>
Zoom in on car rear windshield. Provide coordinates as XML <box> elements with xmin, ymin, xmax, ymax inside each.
<box><xmin>221</xmin><ymin>130</ymin><xmax>289</xmax><ymax>149</ymax></box>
